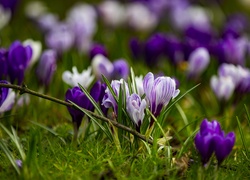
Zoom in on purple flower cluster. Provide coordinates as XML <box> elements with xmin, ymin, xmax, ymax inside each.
<box><xmin>195</xmin><ymin>119</ymin><xmax>235</xmax><ymax>165</ymax></box>
<box><xmin>0</xmin><ymin>41</ymin><xmax>32</xmax><ymax>85</ymax></box>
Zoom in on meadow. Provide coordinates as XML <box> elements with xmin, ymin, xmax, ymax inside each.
<box><xmin>0</xmin><ymin>0</ymin><xmax>250</xmax><ymax>179</ymax></box>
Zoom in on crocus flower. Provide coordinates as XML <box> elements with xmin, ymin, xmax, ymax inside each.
<box><xmin>45</xmin><ymin>23</ymin><xmax>74</xmax><ymax>53</ymax></box>
<box><xmin>102</xmin><ymin>79</ymin><xmax>129</xmax><ymax>115</ymax></box>
<box><xmin>134</xmin><ymin>75</ymin><xmax>144</xmax><ymax>97</ymax></box>
<box><xmin>91</xmin><ymin>54</ymin><xmax>114</xmax><ymax>80</ymax></box>
<box><xmin>126</xmin><ymin>93</ymin><xmax>147</xmax><ymax>131</ymax></box>
<box><xmin>187</xmin><ymin>47</ymin><xmax>210</xmax><ymax>79</ymax></box>
<box><xmin>35</xmin><ymin>13</ymin><xmax>59</xmax><ymax>33</ymax></box>
<box><xmin>125</xmin><ymin>2</ymin><xmax>157</xmax><ymax>32</ymax></box>
<box><xmin>36</xmin><ymin>49</ymin><xmax>57</xmax><ymax>86</ymax></box>
<box><xmin>7</xmin><ymin>41</ymin><xmax>32</xmax><ymax>84</ymax></box>
<box><xmin>0</xmin><ymin>4</ymin><xmax>11</xmax><ymax>30</ymax></box>
<box><xmin>65</xmin><ymin>86</ymin><xmax>90</xmax><ymax>130</ymax></box>
<box><xmin>89</xmin><ymin>44</ymin><xmax>108</xmax><ymax>60</ymax></box>
<box><xmin>15</xmin><ymin>159</ymin><xmax>22</xmax><ymax>168</ymax></box>
<box><xmin>62</xmin><ymin>66</ymin><xmax>94</xmax><ymax>88</ymax></box>
<box><xmin>67</xmin><ymin>3</ymin><xmax>97</xmax><ymax>53</ymax></box>
<box><xmin>98</xmin><ymin>0</ymin><xmax>126</xmax><ymax>27</ymax></box>
<box><xmin>0</xmin><ymin>0</ymin><xmax>18</xmax><ymax>14</ymax></box>
<box><xmin>210</xmin><ymin>75</ymin><xmax>235</xmax><ymax>101</ymax></box>
<box><xmin>23</xmin><ymin>39</ymin><xmax>42</xmax><ymax>68</ymax></box>
<box><xmin>0</xmin><ymin>80</ymin><xmax>15</xmax><ymax>113</ymax></box>
<box><xmin>112</xmin><ymin>59</ymin><xmax>129</xmax><ymax>80</ymax></box>
<box><xmin>143</xmin><ymin>72</ymin><xmax>180</xmax><ymax>118</ymax></box>
<box><xmin>195</xmin><ymin>119</ymin><xmax>235</xmax><ymax>165</ymax></box>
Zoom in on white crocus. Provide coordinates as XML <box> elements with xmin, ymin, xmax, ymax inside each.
<box><xmin>125</xmin><ymin>3</ymin><xmax>157</xmax><ymax>32</ymax></box>
<box><xmin>210</xmin><ymin>75</ymin><xmax>235</xmax><ymax>101</ymax></box>
<box><xmin>23</xmin><ymin>39</ymin><xmax>42</xmax><ymax>68</ymax></box>
<box><xmin>62</xmin><ymin>66</ymin><xmax>94</xmax><ymax>88</ymax></box>
<box><xmin>0</xmin><ymin>89</ymin><xmax>16</xmax><ymax>113</ymax></box>
<box><xmin>91</xmin><ymin>54</ymin><xmax>114</xmax><ymax>80</ymax></box>
<box><xmin>126</xmin><ymin>93</ymin><xmax>147</xmax><ymax>130</ymax></box>
<box><xmin>0</xmin><ymin>5</ymin><xmax>11</xmax><ymax>30</ymax></box>
<box><xmin>134</xmin><ymin>75</ymin><xmax>144</xmax><ymax>97</ymax></box>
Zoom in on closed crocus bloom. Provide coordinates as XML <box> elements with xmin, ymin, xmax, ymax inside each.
<box><xmin>45</xmin><ymin>23</ymin><xmax>74</xmax><ymax>53</ymax></box>
<box><xmin>195</xmin><ymin>119</ymin><xmax>235</xmax><ymax>165</ymax></box>
<box><xmin>91</xmin><ymin>54</ymin><xmax>114</xmax><ymax>80</ymax></box>
<box><xmin>112</xmin><ymin>59</ymin><xmax>129</xmax><ymax>80</ymax></box>
<box><xmin>65</xmin><ymin>86</ymin><xmax>90</xmax><ymax>130</ymax></box>
<box><xmin>102</xmin><ymin>79</ymin><xmax>129</xmax><ymax>115</ymax></box>
<box><xmin>214</xmin><ymin>132</ymin><xmax>235</xmax><ymax>165</ymax></box>
<box><xmin>23</xmin><ymin>39</ymin><xmax>42</xmax><ymax>68</ymax></box>
<box><xmin>36</xmin><ymin>49</ymin><xmax>57</xmax><ymax>86</ymax></box>
<box><xmin>126</xmin><ymin>93</ymin><xmax>147</xmax><ymax>131</ymax></box>
<box><xmin>62</xmin><ymin>66</ymin><xmax>94</xmax><ymax>88</ymax></box>
<box><xmin>187</xmin><ymin>47</ymin><xmax>210</xmax><ymax>78</ymax></box>
<box><xmin>36</xmin><ymin>13</ymin><xmax>59</xmax><ymax>33</ymax></box>
<box><xmin>195</xmin><ymin>119</ymin><xmax>223</xmax><ymax>165</ymax></box>
<box><xmin>89</xmin><ymin>44</ymin><xmax>108</xmax><ymax>60</ymax></box>
<box><xmin>210</xmin><ymin>75</ymin><xmax>235</xmax><ymax>101</ymax></box>
<box><xmin>0</xmin><ymin>80</ymin><xmax>15</xmax><ymax>113</ymax></box>
<box><xmin>143</xmin><ymin>72</ymin><xmax>180</xmax><ymax>118</ymax></box>
<box><xmin>134</xmin><ymin>75</ymin><xmax>144</xmax><ymax>97</ymax></box>
<box><xmin>7</xmin><ymin>41</ymin><xmax>32</xmax><ymax>84</ymax></box>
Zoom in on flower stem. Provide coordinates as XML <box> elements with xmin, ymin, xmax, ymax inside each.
<box><xmin>0</xmin><ymin>83</ymin><xmax>154</xmax><ymax>145</ymax></box>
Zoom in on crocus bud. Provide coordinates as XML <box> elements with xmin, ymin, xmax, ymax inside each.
<box><xmin>65</xmin><ymin>86</ymin><xmax>90</xmax><ymax>129</ymax></box>
<box><xmin>0</xmin><ymin>80</ymin><xmax>15</xmax><ymax>113</ymax></box>
<box><xmin>112</xmin><ymin>59</ymin><xmax>129</xmax><ymax>80</ymax></box>
<box><xmin>143</xmin><ymin>72</ymin><xmax>180</xmax><ymax>118</ymax></box>
<box><xmin>187</xmin><ymin>47</ymin><xmax>210</xmax><ymax>79</ymax></box>
<box><xmin>126</xmin><ymin>93</ymin><xmax>147</xmax><ymax>131</ymax></box>
<box><xmin>134</xmin><ymin>75</ymin><xmax>144</xmax><ymax>97</ymax></box>
<box><xmin>62</xmin><ymin>66</ymin><xmax>94</xmax><ymax>88</ymax></box>
<box><xmin>7</xmin><ymin>41</ymin><xmax>32</xmax><ymax>84</ymax></box>
<box><xmin>91</xmin><ymin>54</ymin><xmax>114</xmax><ymax>80</ymax></box>
<box><xmin>36</xmin><ymin>13</ymin><xmax>59</xmax><ymax>33</ymax></box>
<box><xmin>195</xmin><ymin>119</ymin><xmax>235</xmax><ymax>165</ymax></box>
<box><xmin>36</xmin><ymin>49</ymin><xmax>57</xmax><ymax>86</ymax></box>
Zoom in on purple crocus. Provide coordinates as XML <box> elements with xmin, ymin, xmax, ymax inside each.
<box><xmin>112</xmin><ymin>59</ymin><xmax>129</xmax><ymax>80</ymax></box>
<box><xmin>143</xmin><ymin>72</ymin><xmax>180</xmax><ymax>119</ymax></box>
<box><xmin>0</xmin><ymin>80</ymin><xmax>8</xmax><ymax>107</ymax></box>
<box><xmin>89</xmin><ymin>44</ymin><xmax>108</xmax><ymax>60</ymax></box>
<box><xmin>187</xmin><ymin>47</ymin><xmax>210</xmax><ymax>79</ymax></box>
<box><xmin>36</xmin><ymin>49</ymin><xmax>57</xmax><ymax>86</ymax></box>
<box><xmin>126</xmin><ymin>93</ymin><xmax>147</xmax><ymax>131</ymax></box>
<box><xmin>0</xmin><ymin>0</ymin><xmax>18</xmax><ymax>14</ymax></box>
<box><xmin>102</xmin><ymin>79</ymin><xmax>129</xmax><ymax>115</ymax></box>
<box><xmin>45</xmin><ymin>23</ymin><xmax>74</xmax><ymax>53</ymax></box>
<box><xmin>65</xmin><ymin>86</ymin><xmax>90</xmax><ymax>130</ymax></box>
<box><xmin>7</xmin><ymin>41</ymin><xmax>32</xmax><ymax>84</ymax></box>
<box><xmin>195</xmin><ymin>119</ymin><xmax>235</xmax><ymax>165</ymax></box>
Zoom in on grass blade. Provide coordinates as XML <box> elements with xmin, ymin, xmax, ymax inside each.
<box><xmin>78</xmin><ymin>83</ymin><xmax>104</xmax><ymax>116</ymax></box>
<box><xmin>237</xmin><ymin>116</ymin><xmax>249</xmax><ymax>158</ymax></box>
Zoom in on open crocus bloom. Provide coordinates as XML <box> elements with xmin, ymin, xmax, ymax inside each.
<box><xmin>143</xmin><ymin>72</ymin><xmax>180</xmax><ymax>117</ymax></box>
<box><xmin>62</xmin><ymin>66</ymin><xmax>94</xmax><ymax>88</ymax></box>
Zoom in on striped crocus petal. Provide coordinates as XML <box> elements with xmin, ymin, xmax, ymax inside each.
<box><xmin>143</xmin><ymin>72</ymin><xmax>180</xmax><ymax>117</ymax></box>
<box><xmin>126</xmin><ymin>93</ymin><xmax>147</xmax><ymax>130</ymax></box>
